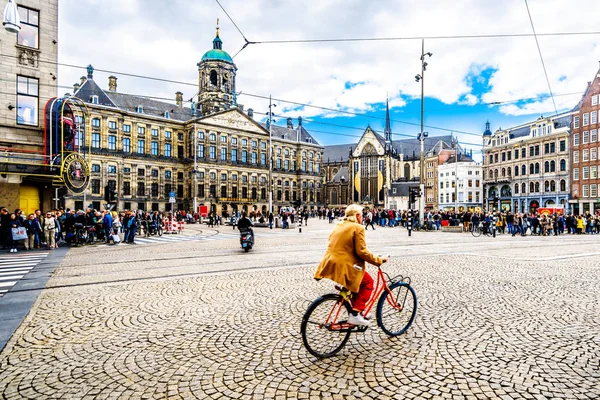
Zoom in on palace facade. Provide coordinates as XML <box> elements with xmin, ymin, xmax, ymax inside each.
<box><xmin>65</xmin><ymin>29</ymin><xmax>323</xmax><ymax>216</ymax></box>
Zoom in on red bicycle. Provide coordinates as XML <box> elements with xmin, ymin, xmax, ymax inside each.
<box><xmin>301</xmin><ymin>263</ymin><xmax>417</xmax><ymax>358</ymax></box>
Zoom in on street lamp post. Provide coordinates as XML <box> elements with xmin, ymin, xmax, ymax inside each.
<box><xmin>267</xmin><ymin>95</ymin><xmax>276</xmax><ymax>216</ymax></box>
<box><xmin>415</xmin><ymin>39</ymin><xmax>432</xmax><ymax>225</ymax></box>
<box><xmin>340</xmin><ymin>175</ymin><xmax>346</xmax><ymax>205</ymax></box>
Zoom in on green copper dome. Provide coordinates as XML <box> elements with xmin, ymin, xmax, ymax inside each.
<box><xmin>201</xmin><ymin>33</ymin><xmax>234</xmax><ymax>64</ymax></box>
<box><xmin>201</xmin><ymin>48</ymin><xmax>233</xmax><ymax>63</ymax></box>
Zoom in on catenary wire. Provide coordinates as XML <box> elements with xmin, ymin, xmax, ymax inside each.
<box><xmin>524</xmin><ymin>0</ymin><xmax>558</xmax><ymax>116</ymax></box>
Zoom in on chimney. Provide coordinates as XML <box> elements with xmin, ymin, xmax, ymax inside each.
<box><xmin>73</xmin><ymin>83</ymin><xmax>80</xmax><ymax>93</ymax></box>
<box><xmin>80</xmin><ymin>76</ymin><xmax>86</xmax><ymax>85</ymax></box>
<box><xmin>298</xmin><ymin>116</ymin><xmax>303</xmax><ymax>126</ymax></box>
<box><xmin>287</xmin><ymin>117</ymin><xmax>293</xmax><ymax>129</ymax></box>
<box><xmin>175</xmin><ymin>91</ymin><xmax>183</xmax><ymax>107</ymax></box>
<box><xmin>247</xmin><ymin>108</ymin><xmax>254</xmax><ymax>118</ymax></box>
<box><xmin>108</xmin><ymin>76</ymin><xmax>117</xmax><ymax>92</ymax></box>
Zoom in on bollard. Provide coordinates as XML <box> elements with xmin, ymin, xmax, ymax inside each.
<box><xmin>407</xmin><ymin>210</ymin><xmax>412</xmax><ymax>237</ymax></box>
<box><xmin>298</xmin><ymin>220</ymin><xmax>302</xmax><ymax>233</ymax></box>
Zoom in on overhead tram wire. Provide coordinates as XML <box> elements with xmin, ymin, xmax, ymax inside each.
<box><xmin>524</xmin><ymin>0</ymin><xmax>558</xmax><ymax>116</ymax></box>
<box><xmin>214</xmin><ymin>0</ymin><xmax>255</xmax><ymax>58</ymax></box>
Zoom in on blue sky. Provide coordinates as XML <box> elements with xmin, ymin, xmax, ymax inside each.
<box><xmin>57</xmin><ymin>0</ymin><xmax>600</xmax><ymax>162</ymax></box>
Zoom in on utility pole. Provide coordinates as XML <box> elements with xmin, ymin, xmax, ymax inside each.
<box><xmin>415</xmin><ymin>39</ymin><xmax>432</xmax><ymax>225</ymax></box>
<box><xmin>268</xmin><ymin>96</ymin><xmax>276</xmax><ymax>216</ymax></box>
<box><xmin>453</xmin><ymin>136</ymin><xmax>459</xmax><ymax>213</ymax></box>
<box><xmin>193</xmin><ymin>119</ymin><xmax>197</xmax><ymax>216</ymax></box>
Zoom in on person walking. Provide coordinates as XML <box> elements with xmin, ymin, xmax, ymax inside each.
<box><xmin>365</xmin><ymin>209</ymin><xmax>376</xmax><ymax>230</ymax></box>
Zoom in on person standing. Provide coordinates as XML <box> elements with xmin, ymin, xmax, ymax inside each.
<box><xmin>268</xmin><ymin>212</ymin><xmax>274</xmax><ymax>229</ymax></box>
<box><xmin>43</xmin><ymin>212</ymin><xmax>56</xmax><ymax>250</ymax></box>
<box><xmin>8</xmin><ymin>213</ymin><xmax>22</xmax><ymax>252</ymax></box>
<box><xmin>22</xmin><ymin>213</ymin><xmax>41</xmax><ymax>250</ymax></box>
<box><xmin>103</xmin><ymin>210</ymin><xmax>113</xmax><ymax>244</ymax></box>
<box><xmin>126</xmin><ymin>211</ymin><xmax>137</xmax><ymax>243</ymax></box>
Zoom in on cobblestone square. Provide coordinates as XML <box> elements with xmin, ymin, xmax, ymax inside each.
<box><xmin>0</xmin><ymin>220</ymin><xmax>598</xmax><ymax>399</ymax></box>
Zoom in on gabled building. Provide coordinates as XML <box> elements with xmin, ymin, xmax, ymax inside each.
<box><xmin>437</xmin><ymin>152</ymin><xmax>483</xmax><ymax>212</ymax></box>
<box><xmin>569</xmin><ymin>66</ymin><xmax>600</xmax><ymax>215</ymax></box>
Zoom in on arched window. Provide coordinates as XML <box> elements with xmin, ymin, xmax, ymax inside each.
<box><xmin>550</xmin><ymin>180</ymin><xmax>556</xmax><ymax>191</ymax></box>
<box><xmin>494</xmin><ymin>169</ymin><xmax>498</xmax><ymax>178</ymax></box>
<box><xmin>501</xmin><ymin>168</ymin><xmax>506</xmax><ymax>177</ymax></box>
<box><xmin>544</xmin><ymin>180</ymin><xmax>550</xmax><ymax>192</ymax></box>
<box><xmin>530</xmin><ymin>182</ymin><xmax>535</xmax><ymax>193</ymax></box>
<box><xmin>560</xmin><ymin>179</ymin><xmax>566</xmax><ymax>191</ymax></box>
<box><xmin>507</xmin><ymin>167</ymin><xmax>511</xmax><ymax>177</ymax></box>
<box><xmin>535</xmin><ymin>163</ymin><xmax>540</xmax><ymax>174</ymax></box>
<box><xmin>514</xmin><ymin>166</ymin><xmax>519</xmax><ymax>176</ymax></box>
<box><xmin>522</xmin><ymin>165</ymin><xmax>526</xmax><ymax>175</ymax></box>
<box><xmin>514</xmin><ymin>183</ymin><xmax>519</xmax><ymax>194</ymax></box>
<box><xmin>210</xmin><ymin>70</ymin><xmax>218</xmax><ymax>86</ymax></box>
<box><xmin>560</xmin><ymin>159</ymin><xmax>566</xmax><ymax>171</ymax></box>
<box><xmin>501</xmin><ymin>185</ymin><xmax>511</xmax><ymax>197</ymax></box>
<box><xmin>522</xmin><ymin>182</ymin><xmax>527</xmax><ymax>193</ymax></box>
<box><xmin>404</xmin><ymin>163</ymin><xmax>411</xmax><ymax>179</ymax></box>
<box><xmin>544</xmin><ymin>161</ymin><xmax>550</xmax><ymax>173</ymax></box>
<box><xmin>550</xmin><ymin>160</ymin><xmax>556</xmax><ymax>172</ymax></box>
<box><xmin>530</xmin><ymin>163</ymin><xmax>534</xmax><ymax>174</ymax></box>
<box><xmin>535</xmin><ymin>182</ymin><xmax>540</xmax><ymax>192</ymax></box>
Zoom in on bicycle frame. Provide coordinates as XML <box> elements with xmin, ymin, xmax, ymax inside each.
<box><xmin>323</xmin><ymin>266</ymin><xmax>403</xmax><ymax>331</ymax></box>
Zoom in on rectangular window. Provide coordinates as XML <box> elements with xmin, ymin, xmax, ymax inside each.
<box><xmin>108</xmin><ymin>135</ymin><xmax>116</xmax><ymax>150</ymax></box>
<box><xmin>507</xmin><ymin>152</ymin><xmax>511</xmax><ymax>161</ymax></box>
<box><xmin>123</xmin><ymin>138</ymin><xmax>131</xmax><ymax>152</ymax></box>
<box><xmin>501</xmin><ymin>152</ymin><xmax>506</xmax><ymax>162</ymax></box>
<box><xmin>197</xmin><ymin>145</ymin><xmax>204</xmax><ymax>158</ymax></box>
<box><xmin>91</xmin><ymin>133</ymin><xmax>100</xmax><ymax>148</ymax></box>
<box><xmin>583</xmin><ymin>167</ymin><xmax>589</xmax><ymax>179</ymax></box>
<box><xmin>165</xmin><ymin>171</ymin><xmax>172</xmax><ymax>179</ymax></box>
<box><xmin>137</xmin><ymin>182</ymin><xmax>145</xmax><ymax>197</ymax></box>
<box><xmin>91</xmin><ymin>118</ymin><xmax>100</xmax><ymax>128</ymax></box>
<box><xmin>583</xmin><ymin>131</ymin><xmax>589</xmax><ymax>144</ymax></box>
<box><xmin>221</xmin><ymin>135</ymin><xmax>227</xmax><ymax>143</ymax></box>
<box><xmin>592</xmin><ymin>95</ymin><xmax>599</xmax><ymax>106</ymax></box>
<box><xmin>107</xmin><ymin>165</ymin><xmax>116</xmax><ymax>174</ymax></box>
<box><xmin>231</xmin><ymin>149</ymin><xmax>237</xmax><ymax>162</ymax></box>
<box><xmin>573</xmin><ymin>150</ymin><xmax>579</xmax><ymax>163</ymax></box>
<box><xmin>560</xmin><ymin>140</ymin><xmax>566</xmax><ymax>152</ymax></box>
<box><xmin>17</xmin><ymin>6</ymin><xmax>39</xmax><ymax>48</ymax></box>
<box><xmin>592</xmin><ymin>166</ymin><xmax>597</xmax><ymax>179</ymax></box>
<box><xmin>583</xmin><ymin>185</ymin><xmax>589</xmax><ymax>197</ymax></box>
<box><xmin>574</xmin><ymin>116</ymin><xmax>580</xmax><ymax>129</ymax></box>
<box><xmin>574</xmin><ymin>134</ymin><xmax>580</xmax><ymax>146</ymax></box>
<box><xmin>108</xmin><ymin>121</ymin><xmax>117</xmax><ymax>130</ymax></box>
<box><xmin>592</xmin><ymin>148</ymin><xmax>597</xmax><ymax>161</ymax></box>
<box><xmin>231</xmin><ymin>137</ymin><xmax>237</xmax><ymax>144</ymax></box>
<box><xmin>221</xmin><ymin>173</ymin><xmax>227</xmax><ymax>181</ymax></box>
<box><xmin>521</xmin><ymin>148</ymin><xmax>526</xmax><ymax>158</ymax></box>
<box><xmin>583</xmin><ymin>149</ymin><xmax>589</xmax><ymax>162</ymax></box>
<box><xmin>302</xmin><ymin>161</ymin><xmax>307</xmax><ymax>171</ymax></box>
<box><xmin>252</xmin><ymin>140</ymin><xmax>257</xmax><ymax>148</ymax></box>
<box><xmin>544</xmin><ymin>143</ymin><xmax>549</xmax><ymax>154</ymax></box>
<box><xmin>583</xmin><ymin>113</ymin><xmax>590</xmax><ymax>126</ymax></box>
<box><xmin>550</xmin><ymin>142</ymin><xmax>555</xmax><ymax>153</ymax></box>
<box><xmin>251</xmin><ymin>152</ymin><xmax>257</xmax><ymax>164</ymax></box>
<box><xmin>123</xmin><ymin>182</ymin><xmax>130</xmax><ymax>196</ymax></box>
<box><xmin>91</xmin><ymin>179</ymin><xmax>100</xmax><ymax>194</ymax></box>
<box><xmin>151</xmin><ymin>183</ymin><xmax>159</xmax><ymax>197</ymax></box>
<box><xmin>242</xmin><ymin>139</ymin><xmax>247</xmax><ymax>146</ymax></box>
<box><xmin>137</xmin><ymin>140</ymin><xmax>145</xmax><ymax>154</ymax></box>
<box><xmin>91</xmin><ymin>164</ymin><xmax>100</xmax><ymax>173</ymax></box>
<box><xmin>529</xmin><ymin>147</ymin><xmax>534</xmax><ymax>157</ymax></box>
<box><xmin>242</xmin><ymin>151</ymin><xmax>247</xmax><ymax>163</ymax></box>
<box><xmin>261</xmin><ymin>153</ymin><xmax>266</xmax><ymax>165</ymax></box>
<box><xmin>210</xmin><ymin>133</ymin><xmax>216</xmax><ymax>141</ymax></box>
<box><xmin>152</xmin><ymin>129</ymin><xmax>158</xmax><ymax>137</ymax></box>
<box><xmin>138</xmin><ymin>168</ymin><xmax>145</xmax><ymax>176</ymax></box>
<box><xmin>534</xmin><ymin>145</ymin><xmax>540</xmax><ymax>156</ymax></box>
<box><xmin>165</xmin><ymin>131</ymin><xmax>172</xmax><ymax>139</ymax></box>
<box><xmin>123</xmin><ymin>124</ymin><xmax>131</xmax><ymax>133</ymax></box>
<box><xmin>151</xmin><ymin>169</ymin><xmax>158</xmax><ymax>177</ymax></box>
<box><xmin>16</xmin><ymin>76</ymin><xmax>38</xmax><ymax>126</ymax></box>
<box><xmin>592</xmin><ymin>111</ymin><xmax>598</xmax><ymax>125</ymax></box>
<box><xmin>591</xmin><ymin>184</ymin><xmax>598</xmax><ymax>198</ymax></box>
<box><xmin>284</xmin><ymin>160</ymin><xmax>289</xmax><ymax>170</ymax></box>
<box><xmin>209</xmin><ymin>146</ymin><xmax>216</xmax><ymax>159</ymax></box>
<box><xmin>574</xmin><ymin>168</ymin><xmax>579</xmax><ymax>180</ymax></box>
<box><xmin>138</xmin><ymin>126</ymin><xmax>145</xmax><ymax>135</ymax></box>
<box><xmin>165</xmin><ymin>143</ymin><xmax>172</xmax><ymax>157</ymax></box>
<box><xmin>221</xmin><ymin>147</ymin><xmax>227</xmax><ymax>161</ymax></box>
<box><xmin>592</xmin><ymin>129</ymin><xmax>598</xmax><ymax>143</ymax></box>
<box><xmin>151</xmin><ymin>142</ymin><xmax>158</xmax><ymax>156</ymax></box>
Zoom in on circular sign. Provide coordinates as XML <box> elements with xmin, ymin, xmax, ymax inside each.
<box><xmin>61</xmin><ymin>152</ymin><xmax>90</xmax><ymax>194</ymax></box>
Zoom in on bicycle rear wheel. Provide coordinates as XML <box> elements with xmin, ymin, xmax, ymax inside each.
<box><xmin>301</xmin><ymin>294</ymin><xmax>352</xmax><ymax>358</ymax></box>
<box><xmin>471</xmin><ymin>226</ymin><xmax>481</xmax><ymax>237</ymax></box>
<box><xmin>376</xmin><ymin>282</ymin><xmax>417</xmax><ymax>337</ymax></box>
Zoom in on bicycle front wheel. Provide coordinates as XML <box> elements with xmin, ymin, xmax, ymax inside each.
<box><xmin>376</xmin><ymin>282</ymin><xmax>417</xmax><ymax>337</ymax></box>
<box><xmin>471</xmin><ymin>226</ymin><xmax>481</xmax><ymax>237</ymax></box>
<box><xmin>301</xmin><ymin>294</ymin><xmax>352</xmax><ymax>358</ymax></box>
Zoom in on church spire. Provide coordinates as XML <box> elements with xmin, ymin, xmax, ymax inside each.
<box><xmin>384</xmin><ymin>96</ymin><xmax>392</xmax><ymax>143</ymax></box>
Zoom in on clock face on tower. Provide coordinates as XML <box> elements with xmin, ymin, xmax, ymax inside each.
<box><xmin>61</xmin><ymin>152</ymin><xmax>90</xmax><ymax>194</ymax></box>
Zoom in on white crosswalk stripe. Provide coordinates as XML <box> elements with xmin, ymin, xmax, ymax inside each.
<box><xmin>0</xmin><ymin>253</ymin><xmax>49</xmax><ymax>297</ymax></box>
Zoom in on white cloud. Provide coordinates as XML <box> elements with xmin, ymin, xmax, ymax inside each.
<box><xmin>57</xmin><ymin>0</ymin><xmax>600</xmax><ymax>121</ymax></box>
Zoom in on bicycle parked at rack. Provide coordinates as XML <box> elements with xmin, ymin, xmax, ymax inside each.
<box><xmin>301</xmin><ymin>261</ymin><xmax>417</xmax><ymax>358</ymax></box>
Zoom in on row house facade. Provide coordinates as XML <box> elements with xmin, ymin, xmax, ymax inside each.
<box><xmin>437</xmin><ymin>154</ymin><xmax>483</xmax><ymax>212</ymax></box>
<box><xmin>65</xmin><ymin>31</ymin><xmax>323</xmax><ymax>216</ymax></box>
<box><xmin>570</xmin><ymin>67</ymin><xmax>600</xmax><ymax>215</ymax></box>
<box><xmin>482</xmin><ymin>114</ymin><xmax>572</xmax><ymax>213</ymax></box>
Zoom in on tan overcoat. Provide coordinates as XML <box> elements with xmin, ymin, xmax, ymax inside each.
<box><xmin>314</xmin><ymin>220</ymin><xmax>383</xmax><ymax>293</ymax></box>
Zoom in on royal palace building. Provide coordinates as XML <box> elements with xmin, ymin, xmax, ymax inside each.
<box><xmin>482</xmin><ymin>114</ymin><xmax>572</xmax><ymax>213</ymax></box>
<box><xmin>65</xmin><ymin>29</ymin><xmax>323</xmax><ymax>216</ymax></box>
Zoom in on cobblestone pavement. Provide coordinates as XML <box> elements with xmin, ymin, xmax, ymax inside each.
<box><xmin>0</xmin><ymin>220</ymin><xmax>599</xmax><ymax>399</ymax></box>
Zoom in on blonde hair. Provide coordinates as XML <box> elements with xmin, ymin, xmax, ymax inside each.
<box><xmin>343</xmin><ymin>204</ymin><xmax>363</xmax><ymax>224</ymax></box>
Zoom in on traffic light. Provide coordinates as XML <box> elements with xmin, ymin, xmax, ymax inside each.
<box><xmin>110</xmin><ymin>189</ymin><xmax>118</xmax><ymax>203</ymax></box>
<box><xmin>104</xmin><ymin>185</ymin><xmax>110</xmax><ymax>203</ymax></box>
<box><xmin>293</xmin><ymin>199</ymin><xmax>302</xmax><ymax>208</ymax></box>
<box><xmin>409</xmin><ymin>189</ymin><xmax>415</xmax><ymax>206</ymax></box>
